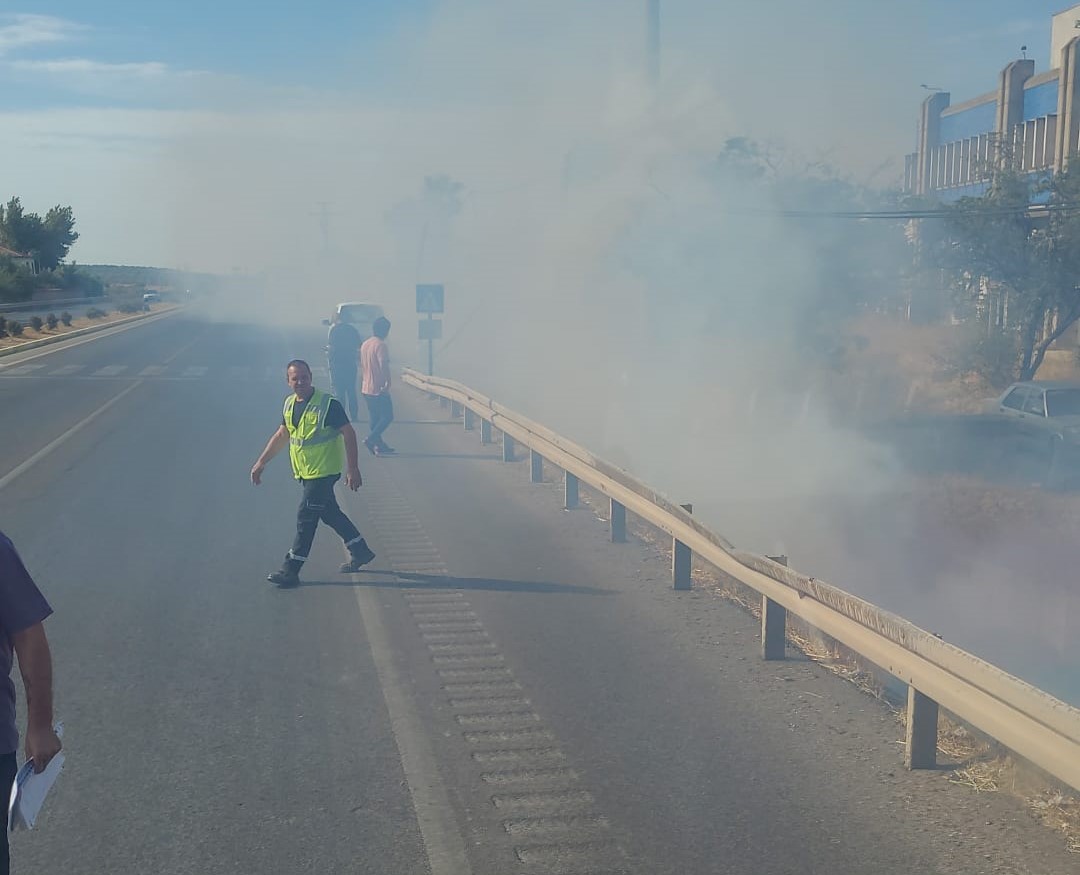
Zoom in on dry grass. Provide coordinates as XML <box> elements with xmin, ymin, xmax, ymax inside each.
<box><xmin>1029</xmin><ymin>793</ymin><xmax>1080</xmax><ymax>854</ymax></box>
<box><xmin>573</xmin><ymin>481</ymin><xmax>1080</xmax><ymax>854</ymax></box>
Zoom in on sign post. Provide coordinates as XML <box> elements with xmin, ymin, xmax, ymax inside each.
<box><xmin>416</xmin><ymin>284</ymin><xmax>445</xmax><ymax>376</ymax></box>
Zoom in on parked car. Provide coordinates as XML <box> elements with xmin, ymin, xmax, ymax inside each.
<box><xmin>322</xmin><ymin>301</ymin><xmax>385</xmax><ymax>342</ymax></box>
<box><xmin>991</xmin><ymin>380</ymin><xmax>1080</xmax><ymax>487</ymax></box>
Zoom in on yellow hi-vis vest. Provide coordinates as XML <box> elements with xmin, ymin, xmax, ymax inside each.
<box><xmin>283</xmin><ymin>389</ymin><xmax>344</xmax><ymax>480</ymax></box>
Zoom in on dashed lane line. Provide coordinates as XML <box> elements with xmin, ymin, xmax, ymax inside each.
<box><xmin>0</xmin><ymin>380</ymin><xmax>144</xmax><ymax>492</ymax></box>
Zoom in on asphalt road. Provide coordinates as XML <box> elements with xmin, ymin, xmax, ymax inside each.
<box><xmin>0</xmin><ymin>314</ymin><xmax>1076</xmax><ymax>874</ymax></box>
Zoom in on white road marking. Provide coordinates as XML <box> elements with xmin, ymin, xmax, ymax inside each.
<box><xmin>0</xmin><ymin>381</ymin><xmax>144</xmax><ymax>491</ymax></box>
<box><xmin>91</xmin><ymin>364</ymin><xmax>127</xmax><ymax>377</ymax></box>
<box><xmin>139</xmin><ymin>365</ymin><xmax>166</xmax><ymax>377</ymax></box>
<box><xmin>353</xmin><ymin>585</ymin><xmax>473</xmax><ymax>875</ymax></box>
<box><xmin>181</xmin><ymin>365</ymin><xmax>208</xmax><ymax>378</ymax></box>
<box><xmin>2</xmin><ymin>364</ymin><xmax>45</xmax><ymax>375</ymax></box>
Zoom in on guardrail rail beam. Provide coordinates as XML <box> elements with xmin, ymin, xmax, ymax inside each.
<box><xmin>399</xmin><ymin>367</ymin><xmax>1080</xmax><ymax>794</ymax></box>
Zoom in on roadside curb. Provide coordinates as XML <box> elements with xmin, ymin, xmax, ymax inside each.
<box><xmin>0</xmin><ymin>307</ymin><xmax>182</xmax><ymax>359</ymax></box>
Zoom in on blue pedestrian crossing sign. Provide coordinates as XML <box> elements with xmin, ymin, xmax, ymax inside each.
<box><xmin>416</xmin><ymin>284</ymin><xmax>445</xmax><ymax>314</ymax></box>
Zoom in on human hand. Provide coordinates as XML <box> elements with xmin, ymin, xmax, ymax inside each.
<box><xmin>25</xmin><ymin>724</ymin><xmax>61</xmax><ymax>774</ymax></box>
<box><xmin>251</xmin><ymin>463</ymin><xmax>265</xmax><ymax>485</ymax></box>
<box><xmin>345</xmin><ymin>467</ymin><xmax>363</xmax><ymax>490</ymax></box>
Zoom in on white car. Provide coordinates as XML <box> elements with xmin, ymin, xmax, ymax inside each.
<box><xmin>323</xmin><ymin>301</ymin><xmax>385</xmax><ymax>342</ymax></box>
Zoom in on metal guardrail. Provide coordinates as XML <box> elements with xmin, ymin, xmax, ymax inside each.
<box><xmin>402</xmin><ymin>367</ymin><xmax>1080</xmax><ymax>794</ymax></box>
<box><xmin>0</xmin><ymin>296</ymin><xmax>109</xmax><ymax>315</ymax></box>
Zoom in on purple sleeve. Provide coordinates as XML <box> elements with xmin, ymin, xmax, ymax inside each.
<box><xmin>0</xmin><ymin>533</ymin><xmax>53</xmax><ymax>638</ymax></box>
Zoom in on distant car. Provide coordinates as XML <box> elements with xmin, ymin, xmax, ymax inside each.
<box><xmin>992</xmin><ymin>381</ymin><xmax>1080</xmax><ymax>486</ymax></box>
<box><xmin>322</xmin><ymin>301</ymin><xmax>384</xmax><ymax>342</ymax></box>
<box><xmin>143</xmin><ymin>292</ymin><xmax>159</xmax><ymax>304</ymax></box>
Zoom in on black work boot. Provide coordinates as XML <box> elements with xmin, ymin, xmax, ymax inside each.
<box><xmin>268</xmin><ymin>557</ymin><xmax>302</xmax><ymax>587</ymax></box>
<box><xmin>339</xmin><ymin>540</ymin><xmax>376</xmax><ymax>573</ymax></box>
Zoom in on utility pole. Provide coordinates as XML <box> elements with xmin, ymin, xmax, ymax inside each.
<box><xmin>647</xmin><ymin>0</ymin><xmax>660</xmax><ymax>87</ymax></box>
<box><xmin>309</xmin><ymin>201</ymin><xmax>340</xmax><ymax>252</ymax></box>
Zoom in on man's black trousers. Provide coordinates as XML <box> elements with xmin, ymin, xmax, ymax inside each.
<box><xmin>290</xmin><ymin>475</ymin><xmax>362</xmax><ymax>562</ymax></box>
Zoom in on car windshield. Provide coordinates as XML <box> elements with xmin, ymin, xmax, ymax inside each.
<box><xmin>339</xmin><ymin>304</ymin><xmax>382</xmax><ymax>323</ymax></box>
<box><xmin>1044</xmin><ymin>389</ymin><xmax>1080</xmax><ymax>417</ymax></box>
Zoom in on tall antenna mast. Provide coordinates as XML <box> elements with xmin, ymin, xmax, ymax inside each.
<box><xmin>647</xmin><ymin>0</ymin><xmax>661</xmax><ymax>86</ymax></box>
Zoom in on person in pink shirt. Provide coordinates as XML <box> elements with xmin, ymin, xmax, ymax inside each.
<box><xmin>360</xmin><ymin>316</ymin><xmax>395</xmax><ymax>455</ymax></box>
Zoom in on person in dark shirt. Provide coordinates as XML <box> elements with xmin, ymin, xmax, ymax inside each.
<box><xmin>0</xmin><ymin>530</ymin><xmax>61</xmax><ymax>874</ymax></box>
<box><xmin>326</xmin><ymin>313</ymin><xmax>362</xmax><ymax>421</ymax></box>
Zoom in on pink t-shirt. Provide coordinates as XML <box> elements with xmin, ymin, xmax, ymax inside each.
<box><xmin>361</xmin><ymin>336</ymin><xmax>390</xmax><ymax>396</ymax></box>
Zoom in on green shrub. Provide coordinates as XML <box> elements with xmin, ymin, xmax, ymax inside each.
<box><xmin>29</xmin><ymin>315</ymin><xmax>43</xmax><ymax>332</ymax></box>
<box><xmin>86</xmin><ymin>308</ymin><xmax>107</xmax><ymax>319</ymax></box>
<box><xmin>60</xmin><ymin>311</ymin><xmax>72</xmax><ymax>326</ymax></box>
<box><xmin>45</xmin><ymin>312</ymin><xmax>58</xmax><ymax>330</ymax></box>
<box><xmin>0</xmin><ymin>316</ymin><xmax>6</xmax><ymax>336</ymax></box>
<box><xmin>9</xmin><ymin>320</ymin><xmax>23</xmax><ymax>336</ymax></box>
<box><xmin>118</xmin><ymin>302</ymin><xmax>142</xmax><ymax>314</ymax></box>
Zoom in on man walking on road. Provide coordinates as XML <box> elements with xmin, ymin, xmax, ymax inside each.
<box><xmin>326</xmin><ymin>313</ymin><xmax>361</xmax><ymax>422</ymax></box>
<box><xmin>0</xmin><ymin>530</ymin><xmax>62</xmax><ymax>875</ymax></box>
<box><xmin>361</xmin><ymin>316</ymin><xmax>395</xmax><ymax>456</ymax></box>
<box><xmin>250</xmin><ymin>360</ymin><xmax>376</xmax><ymax>587</ymax></box>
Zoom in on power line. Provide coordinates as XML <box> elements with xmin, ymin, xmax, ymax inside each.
<box><xmin>738</xmin><ymin>202</ymin><xmax>1080</xmax><ymax>220</ymax></box>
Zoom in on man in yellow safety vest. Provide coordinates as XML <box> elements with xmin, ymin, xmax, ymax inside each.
<box><xmin>250</xmin><ymin>359</ymin><xmax>375</xmax><ymax>587</ymax></box>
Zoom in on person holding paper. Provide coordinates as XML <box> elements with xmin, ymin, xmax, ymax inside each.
<box><xmin>0</xmin><ymin>530</ymin><xmax>61</xmax><ymax>873</ymax></box>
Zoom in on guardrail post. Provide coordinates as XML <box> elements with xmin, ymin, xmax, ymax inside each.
<box><xmin>450</xmin><ymin>400</ymin><xmax>463</xmax><ymax>418</ymax></box>
<box><xmin>672</xmin><ymin>503</ymin><xmax>693</xmax><ymax>591</ymax></box>
<box><xmin>564</xmin><ymin>473</ymin><xmax>579</xmax><ymax>509</ymax></box>
<box><xmin>905</xmin><ymin>687</ymin><xmax>939</xmax><ymax>770</ymax></box>
<box><xmin>502</xmin><ymin>434</ymin><xmax>515</xmax><ymax>462</ymax></box>
<box><xmin>761</xmin><ymin>555</ymin><xmax>788</xmax><ymax>660</ymax></box>
<box><xmin>610</xmin><ymin>499</ymin><xmax>626</xmax><ymax>543</ymax></box>
<box><xmin>480</xmin><ymin>419</ymin><xmax>492</xmax><ymax>445</ymax></box>
<box><xmin>463</xmin><ymin>408</ymin><xmax>475</xmax><ymax>431</ymax></box>
<box><xmin>530</xmin><ymin>449</ymin><xmax>543</xmax><ymax>483</ymax></box>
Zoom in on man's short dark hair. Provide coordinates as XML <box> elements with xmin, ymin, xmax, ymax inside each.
<box><xmin>286</xmin><ymin>359</ymin><xmax>311</xmax><ymax>375</ymax></box>
<box><xmin>373</xmin><ymin>316</ymin><xmax>391</xmax><ymax>339</ymax></box>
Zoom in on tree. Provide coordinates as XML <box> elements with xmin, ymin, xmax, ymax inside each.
<box><xmin>710</xmin><ymin>137</ymin><xmax>914</xmax><ymax>351</ymax></box>
<box><xmin>943</xmin><ymin>168</ymin><xmax>1080</xmax><ymax>380</ymax></box>
<box><xmin>38</xmin><ymin>205</ymin><xmax>78</xmax><ymax>271</ymax></box>
<box><xmin>0</xmin><ymin>197</ymin><xmax>43</xmax><ymax>257</ymax></box>
<box><xmin>0</xmin><ymin>197</ymin><xmax>79</xmax><ymax>271</ymax></box>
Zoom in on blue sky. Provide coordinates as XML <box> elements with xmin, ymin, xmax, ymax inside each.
<box><xmin>3</xmin><ymin>2</ymin><xmax>1072</xmax><ymax>107</ymax></box>
<box><xmin>0</xmin><ymin>2</ymin><xmax>434</xmax><ymax>109</ymax></box>
<box><xmin>2</xmin><ymin>1</ymin><xmax>1079</xmax><ymax>268</ymax></box>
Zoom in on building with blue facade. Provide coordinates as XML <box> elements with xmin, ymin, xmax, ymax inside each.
<box><xmin>905</xmin><ymin>4</ymin><xmax>1080</xmax><ymax>200</ymax></box>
